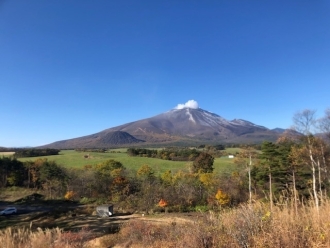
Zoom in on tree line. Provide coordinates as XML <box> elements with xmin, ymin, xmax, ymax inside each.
<box><xmin>127</xmin><ymin>147</ymin><xmax>201</xmax><ymax>161</ymax></box>
<box><xmin>127</xmin><ymin>145</ymin><xmax>227</xmax><ymax>161</ymax></box>
<box><xmin>14</xmin><ymin>148</ymin><xmax>60</xmax><ymax>158</ymax></box>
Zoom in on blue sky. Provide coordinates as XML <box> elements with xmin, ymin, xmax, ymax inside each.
<box><xmin>1</xmin><ymin>1</ymin><xmax>329</xmax><ymax>147</ymax></box>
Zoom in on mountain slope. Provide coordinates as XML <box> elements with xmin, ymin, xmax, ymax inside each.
<box><xmin>41</xmin><ymin>107</ymin><xmax>282</xmax><ymax>148</ymax></box>
<box><xmin>41</xmin><ymin>131</ymin><xmax>144</xmax><ymax>149</ymax></box>
<box><xmin>105</xmin><ymin>108</ymin><xmax>275</xmax><ymax>142</ymax></box>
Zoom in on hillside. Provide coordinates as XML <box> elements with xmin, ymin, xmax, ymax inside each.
<box><xmin>41</xmin><ymin>131</ymin><xmax>144</xmax><ymax>149</ymax></box>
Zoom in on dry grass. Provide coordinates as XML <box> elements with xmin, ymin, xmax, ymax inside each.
<box><xmin>250</xmin><ymin>200</ymin><xmax>330</xmax><ymax>248</ymax></box>
<box><xmin>0</xmin><ymin>226</ymin><xmax>92</xmax><ymax>248</ymax></box>
<box><xmin>0</xmin><ymin>152</ymin><xmax>15</xmax><ymax>156</ymax></box>
<box><xmin>105</xmin><ymin>200</ymin><xmax>330</xmax><ymax>248</ymax></box>
<box><xmin>2</xmin><ymin>200</ymin><xmax>330</xmax><ymax>247</ymax></box>
<box><xmin>0</xmin><ymin>187</ymin><xmax>41</xmax><ymax>202</ymax></box>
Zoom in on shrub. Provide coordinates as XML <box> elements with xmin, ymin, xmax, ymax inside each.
<box><xmin>64</xmin><ymin>191</ymin><xmax>76</xmax><ymax>201</ymax></box>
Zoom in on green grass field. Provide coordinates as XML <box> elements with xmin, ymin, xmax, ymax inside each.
<box><xmin>16</xmin><ymin>149</ymin><xmax>239</xmax><ymax>175</ymax></box>
<box><xmin>224</xmin><ymin>147</ymin><xmax>241</xmax><ymax>154</ymax></box>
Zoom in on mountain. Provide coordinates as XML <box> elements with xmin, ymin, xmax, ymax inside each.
<box><xmin>271</xmin><ymin>128</ymin><xmax>287</xmax><ymax>134</ymax></box>
<box><xmin>40</xmin><ymin>131</ymin><xmax>144</xmax><ymax>149</ymax></box>
<box><xmin>40</xmin><ymin>107</ymin><xmax>282</xmax><ymax>148</ymax></box>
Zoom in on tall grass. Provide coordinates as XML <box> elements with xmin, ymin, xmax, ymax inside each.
<box><xmin>103</xmin><ymin>200</ymin><xmax>330</xmax><ymax>248</ymax></box>
<box><xmin>2</xmin><ymin>200</ymin><xmax>330</xmax><ymax>247</ymax></box>
<box><xmin>0</xmin><ymin>226</ymin><xmax>91</xmax><ymax>248</ymax></box>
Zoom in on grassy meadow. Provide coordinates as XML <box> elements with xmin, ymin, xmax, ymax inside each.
<box><xmin>15</xmin><ymin>149</ymin><xmax>239</xmax><ymax>175</ymax></box>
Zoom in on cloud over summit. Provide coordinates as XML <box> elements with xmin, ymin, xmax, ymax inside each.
<box><xmin>175</xmin><ymin>100</ymin><xmax>199</xmax><ymax>109</ymax></box>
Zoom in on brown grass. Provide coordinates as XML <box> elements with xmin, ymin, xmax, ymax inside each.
<box><xmin>2</xmin><ymin>200</ymin><xmax>330</xmax><ymax>247</ymax></box>
<box><xmin>104</xmin><ymin>200</ymin><xmax>330</xmax><ymax>248</ymax></box>
<box><xmin>0</xmin><ymin>226</ymin><xmax>92</xmax><ymax>248</ymax></box>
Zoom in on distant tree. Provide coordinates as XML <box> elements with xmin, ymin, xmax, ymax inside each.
<box><xmin>259</xmin><ymin>141</ymin><xmax>280</xmax><ymax>211</ymax></box>
<box><xmin>135</xmin><ymin>165</ymin><xmax>160</xmax><ymax>213</ymax></box>
<box><xmin>39</xmin><ymin>160</ymin><xmax>67</xmax><ymax>198</ymax></box>
<box><xmin>0</xmin><ymin>157</ymin><xmax>25</xmax><ymax>187</ymax></box>
<box><xmin>27</xmin><ymin>158</ymin><xmax>47</xmax><ymax>188</ymax></box>
<box><xmin>234</xmin><ymin>146</ymin><xmax>258</xmax><ymax>204</ymax></box>
<box><xmin>319</xmin><ymin>108</ymin><xmax>330</xmax><ymax>141</ymax></box>
<box><xmin>14</xmin><ymin>148</ymin><xmax>60</xmax><ymax>158</ymax></box>
<box><xmin>110</xmin><ymin>170</ymin><xmax>130</xmax><ymax>201</ymax></box>
<box><xmin>192</xmin><ymin>152</ymin><xmax>214</xmax><ymax>173</ymax></box>
<box><xmin>93</xmin><ymin>159</ymin><xmax>125</xmax><ymax>196</ymax></box>
<box><xmin>160</xmin><ymin>170</ymin><xmax>173</xmax><ymax>186</ymax></box>
<box><xmin>137</xmin><ymin>164</ymin><xmax>155</xmax><ymax>179</ymax></box>
<box><xmin>127</xmin><ymin>148</ymin><xmax>158</xmax><ymax>158</ymax></box>
<box><xmin>96</xmin><ymin>159</ymin><xmax>124</xmax><ymax>171</ymax></box>
<box><xmin>172</xmin><ymin>170</ymin><xmax>204</xmax><ymax>207</ymax></box>
<box><xmin>213</xmin><ymin>144</ymin><xmax>225</xmax><ymax>150</ymax></box>
<box><xmin>70</xmin><ymin>167</ymin><xmax>96</xmax><ymax>198</ymax></box>
<box><xmin>276</xmin><ymin>135</ymin><xmax>298</xmax><ymax>212</ymax></box>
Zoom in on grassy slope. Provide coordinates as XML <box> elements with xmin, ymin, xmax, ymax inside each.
<box><xmin>17</xmin><ymin>149</ymin><xmax>239</xmax><ymax>175</ymax></box>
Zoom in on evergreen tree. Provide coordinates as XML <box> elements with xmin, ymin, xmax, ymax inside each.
<box><xmin>192</xmin><ymin>152</ymin><xmax>214</xmax><ymax>173</ymax></box>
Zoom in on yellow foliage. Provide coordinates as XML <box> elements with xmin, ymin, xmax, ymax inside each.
<box><xmin>215</xmin><ymin>189</ymin><xmax>230</xmax><ymax>206</ymax></box>
<box><xmin>199</xmin><ymin>173</ymin><xmax>214</xmax><ymax>187</ymax></box>
<box><xmin>161</xmin><ymin>170</ymin><xmax>173</xmax><ymax>184</ymax></box>
<box><xmin>110</xmin><ymin>168</ymin><xmax>124</xmax><ymax>177</ymax></box>
<box><xmin>262</xmin><ymin>211</ymin><xmax>271</xmax><ymax>221</ymax></box>
<box><xmin>172</xmin><ymin>170</ymin><xmax>185</xmax><ymax>181</ymax></box>
<box><xmin>137</xmin><ymin>164</ymin><xmax>154</xmax><ymax>178</ymax></box>
<box><xmin>64</xmin><ymin>191</ymin><xmax>75</xmax><ymax>200</ymax></box>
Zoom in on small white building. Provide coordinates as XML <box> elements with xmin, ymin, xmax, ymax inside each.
<box><xmin>228</xmin><ymin>155</ymin><xmax>234</xmax><ymax>159</ymax></box>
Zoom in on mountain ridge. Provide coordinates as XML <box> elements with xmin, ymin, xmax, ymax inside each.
<box><xmin>39</xmin><ymin>107</ymin><xmax>283</xmax><ymax>149</ymax></box>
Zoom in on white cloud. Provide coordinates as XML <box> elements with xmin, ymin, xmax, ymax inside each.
<box><xmin>175</xmin><ymin>100</ymin><xmax>199</xmax><ymax>109</ymax></box>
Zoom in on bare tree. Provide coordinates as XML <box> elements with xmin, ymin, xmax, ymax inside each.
<box><xmin>235</xmin><ymin>146</ymin><xmax>258</xmax><ymax>204</ymax></box>
<box><xmin>319</xmin><ymin>108</ymin><xmax>330</xmax><ymax>141</ymax></box>
<box><xmin>316</xmin><ymin>108</ymin><xmax>330</xmax><ymax>197</ymax></box>
<box><xmin>292</xmin><ymin>109</ymin><xmax>319</xmax><ymax>213</ymax></box>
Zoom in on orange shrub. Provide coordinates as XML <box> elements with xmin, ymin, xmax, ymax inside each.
<box><xmin>158</xmin><ymin>199</ymin><xmax>168</xmax><ymax>208</ymax></box>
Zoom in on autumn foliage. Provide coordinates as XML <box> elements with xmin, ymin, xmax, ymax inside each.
<box><xmin>215</xmin><ymin>189</ymin><xmax>230</xmax><ymax>206</ymax></box>
<box><xmin>64</xmin><ymin>190</ymin><xmax>76</xmax><ymax>200</ymax></box>
<box><xmin>158</xmin><ymin>199</ymin><xmax>168</xmax><ymax>208</ymax></box>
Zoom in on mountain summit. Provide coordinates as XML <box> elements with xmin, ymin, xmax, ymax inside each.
<box><xmin>105</xmin><ymin>107</ymin><xmax>274</xmax><ymax>143</ymax></box>
<box><xmin>41</xmin><ymin>107</ymin><xmax>281</xmax><ymax>149</ymax></box>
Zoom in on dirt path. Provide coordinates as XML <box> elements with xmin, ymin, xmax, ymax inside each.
<box><xmin>1</xmin><ymin>201</ymin><xmax>203</xmax><ymax>248</ymax></box>
<box><xmin>1</xmin><ymin>205</ymin><xmax>198</xmax><ymax>233</ymax></box>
